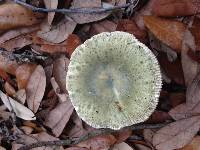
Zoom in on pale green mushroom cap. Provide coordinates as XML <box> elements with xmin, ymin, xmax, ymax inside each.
<box><xmin>67</xmin><ymin>31</ymin><xmax>162</xmax><ymax>130</ymax></box>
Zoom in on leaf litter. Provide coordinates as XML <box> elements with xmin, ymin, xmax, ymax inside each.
<box><xmin>0</xmin><ymin>0</ymin><xmax>200</xmax><ymax>149</ymax></box>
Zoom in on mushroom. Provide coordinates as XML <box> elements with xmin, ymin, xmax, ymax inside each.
<box><xmin>66</xmin><ymin>31</ymin><xmax>162</xmax><ymax>130</ymax></box>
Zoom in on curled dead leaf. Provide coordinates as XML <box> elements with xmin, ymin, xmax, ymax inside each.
<box><xmin>44</xmin><ymin>0</ymin><xmax>58</xmax><ymax>25</ymax></box>
<box><xmin>26</xmin><ymin>65</ymin><xmax>46</xmax><ymax>113</ymax></box>
<box><xmin>4</xmin><ymin>81</ymin><xmax>16</xmax><ymax>96</ymax></box>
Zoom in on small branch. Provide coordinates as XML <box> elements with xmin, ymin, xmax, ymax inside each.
<box><xmin>14</xmin><ymin>0</ymin><xmax>139</xmax><ymax>14</ymax></box>
<box><xmin>18</xmin><ymin>122</ymin><xmax>168</xmax><ymax>150</ymax></box>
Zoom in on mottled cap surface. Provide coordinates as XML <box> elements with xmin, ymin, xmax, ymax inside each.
<box><xmin>67</xmin><ymin>31</ymin><xmax>162</xmax><ymax>130</ymax></box>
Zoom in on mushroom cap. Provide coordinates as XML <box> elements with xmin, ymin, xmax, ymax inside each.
<box><xmin>67</xmin><ymin>31</ymin><xmax>162</xmax><ymax>130</ymax></box>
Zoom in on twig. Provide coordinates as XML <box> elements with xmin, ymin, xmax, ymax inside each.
<box><xmin>18</xmin><ymin>122</ymin><xmax>168</xmax><ymax>150</ymax></box>
<box><xmin>14</xmin><ymin>0</ymin><xmax>139</xmax><ymax>14</ymax></box>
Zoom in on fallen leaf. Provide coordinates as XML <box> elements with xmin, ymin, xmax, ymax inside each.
<box><xmin>190</xmin><ymin>17</ymin><xmax>200</xmax><ymax>50</ymax></box>
<box><xmin>152</xmin><ymin>0</ymin><xmax>200</xmax><ymax>17</ymax></box>
<box><xmin>0</xmin><ymin>146</ymin><xmax>6</xmax><ymax>150</ymax></box>
<box><xmin>116</xmin><ymin>19</ymin><xmax>147</xmax><ymax>42</ymax></box>
<box><xmin>68</xmin><ymin>0</ymin><xmax>111</xmax><ymax>24</ymax></box>
<box><xmin>44</xmin><ymin>0</ymin><xmax>58</xmax><ymax>25</ymax></box>
<box><xmin>144</xmin><ymin>15</ymin><xmax>187</xmax><ymax>52</ymax></box>
<box><xmin>0</xmin><ymin>25</ymin><xmax>40</xmax><ymax>44</ymax></box>
<box><xmin>0</xmin><ymin>35</ymin><xmax>32</xmax><ymax>51</ymax></box>
<box><xmin>13</xmin><ymin>89</ymin><xmax>26</xmax><ymax>104</ymax></box>
<box><xmin>51</xmin><ymin>77</ymin><xmax>68</xmax><ymax>102</ymax></box>
<box><xmin>113</xmin><ymin>129</ymin><xmax>132</xmax><ymax>144</ymax></box>
<box><xmin>53</xmin><ymin>55</ymin><xmax>70</xmax><ymax>93</ymax></box>
<box><xmin>0</xmin><ymin>3</ymin><xmax>44</xmax><ymax>30</ymax></box>
<box><xmin>180</xmin><ymin>136</ymin><xmax>200</xmax><ymax>150</ymax></box>
<box><xmin>26</xmin><ymin>65</ymin><xmax>46</xmax><ymax>113</ymax></box>
<box><xmin>66</xmin><ymin>34</ymin><xmax>82</xmax><ymax>57</ymax></box>
<box><xmin>153</xmin><ymin>116</ymin><xmax>200</xmax><ymax>150</ymax></box>
<box><xmin>4</xmin><ymin>81</ymin><xmax>16</xmax><ymax>96</ymax></box>
<box><xmin>90</xmin><ymin>19</ymin><xmax>117</xmax><ymax>36</ymax></box>
<box><xmin>134</xmin><ymin>144</ymin><xmax>151</xmax><ymax>150</ymax></box>
<box><xmin>44</xmin><ymin>99</ymin><xmax>74</xmax><ymax>137</ymax></box>
<box><xmin>37</xmin><ymin>17</ymin><xmax>77</xmax><ymax>43</ymax></box>
<box><xmin>77</xmin><ymin>134</ymin><xmax>116</xmax><ymax>150</ymax></box>
<box><xmin>0</xmin><ymin>90</ymin><xmax>36</xmax><ymax>120</ymax></box>
<box><xmin>111</xmin><ymin>142</ymin><xmax>134</xmax><ymax>150</ymax></box>
<box><xmin>16</xmin><ymin>63</ymin><xmax>37</xmax><ymax>89</ymax></box>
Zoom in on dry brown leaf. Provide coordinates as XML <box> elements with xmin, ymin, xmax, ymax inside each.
<box><xmin>153</xmin><ymin>116</ymin><xmax>200</xmax><ymax>150</ymax></box>
<box><xmin>51</xmin><ymin>77</ymin><xmax>68</xmax><ymax>102</ymax></box>
<box><xmin>44</xmin><ymin>0</ymin><xmax>58</xmax><ymax>25</ymax></box>
<box><xmin>190</xmin><ymin>17</ymin><xmax>200</xmax><ymax>51</ymax></box>
<box><xmin>116</xmin><ymin>19</ymin><xmax>147</xmax><ymax>42</ymax></box>
<box><xmin>152</xmin><ymin>0</ymin><xmax>200</xmax><ymax>17</ymax></box>
<box><xmin>90</xmin><ymin>19</ymin><xmax>117</xmax><ymax>36</ymax></box>
<box><xmin>144</xmin><ymin>15</ymin><xmax>187</xmax><ymax>52</ymax></box>
<box><xmin>26</xmin><ymin>65</ymin><xmax>46</xmax><ymax>113</ymax></box>
<box><xmin>4</xmin><ymin>81</ymin><xmax>16</xmax><ymax>96</ymax></box>
<box><xmin>0</xmin><ymin>90</ymin><xmax>36</xmax><ymax>120</ymax></box>
<box><xmin>0</xmin><ymin>51</ymin><xmax>19</xmax><ymax>75</ymax></box>
<box><xmin>180</xmin><ymin>136</ymin><xmax>200</xmax><ymax>150</ymax></box>
<box><xmin>111</xmin><ymin>142</ymin><xmax>134</xmax><ymax>150</ymax></box>
<box><xmin>37</xmin><ymin>17</ymin><xmax>77</xmax><ymax>43</ymax></box>
<box><xmin>68</xmin><ymin>0</ymin><xmax>111</xmax><ymax>24</ymax></box>
<box><xmin>32</xmin><ymin>34</ymin><xmax>81</xmax><ymax>55</ymax></box>
<box><xmin>113</xmin><ymin>129</ymin><xmax>132</xmax><ymax>144</ymax></box>
<box><xmin>16</xmin><ymin>63</ymin><xmax>37</xmax><ymax>89</ymax></box>
<box><xmin>0</xmin><ymin>35</ymin><xmax>32</xmax><ymax>51</ymax></box>
<box><xmin>77</xmin><ymin>134</ymin><xmax>117</xmax><ymax>150</ymax></box>
<box><xmin>13</xmin><ymin>89</ymin><xmax>26</xmax><ymax>104</ymax></box>
<box><xmin>53</xmin><ymin>55</ymin><xmax>70</xmax><ymax>93</ymax></box>
<box><xmin>0</xmin><ymin>3</ymin><xmax>44</xmax><ymax>30</ymax></box>
<box><xmin>44</xmin><ymin>99</ymin><xmax>74</xmax><ymax>137</ymax></box>
<box><xmin>0</xmin><ymin>25</ymin><xmax>40</xmax><ymax>44</ymax></box>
